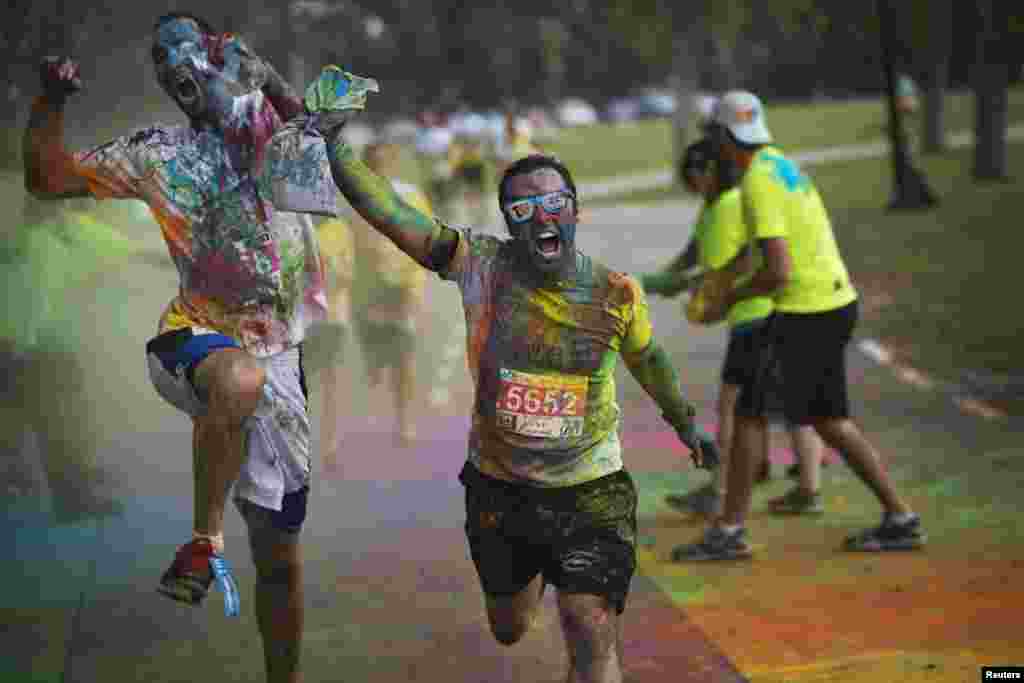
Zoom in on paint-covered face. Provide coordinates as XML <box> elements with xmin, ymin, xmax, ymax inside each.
<box><xmin>503</xmin><ymin>167</ymin><xmax>578</xmax><ymax>276</ymax></box>
<box><xmin>151</xmin><ymin>17</ymin><xmax>266</xmax><ymax>125</ymax></box>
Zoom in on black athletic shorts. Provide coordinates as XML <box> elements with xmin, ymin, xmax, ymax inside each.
<box><xmin>460</xmin><ymin>462</ymin><xmax>637</xmax><ymax>614</ymax></box>
<box><xmin>727</xmin><ymin>319</ymin><xmax>776</xmax><ymax>419</ymax></box>
<box><xmin>771</xmin><ymin>300</ymin><xmax>858</xmax><ymax>425</ymax></box>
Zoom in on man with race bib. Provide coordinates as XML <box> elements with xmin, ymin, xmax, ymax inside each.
<box><xmin>303</xmin><ymin>65</ymin><xmax>716</xmax><ymax>683</ymax></box>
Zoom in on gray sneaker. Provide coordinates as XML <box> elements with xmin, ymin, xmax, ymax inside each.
<box><xmin>767</xmin><ymin>487</ymin><xmax>824</xmax><ymax>515</ymax></box>
<box><xmin>844</xmin><ymin>514</ymin><xmax>926</xmax><ymax>552</ymax></box>
<box><xmin>671</xmin><ymin>526</ymin><xmax>752</xmax><ymax>562</ymax></box>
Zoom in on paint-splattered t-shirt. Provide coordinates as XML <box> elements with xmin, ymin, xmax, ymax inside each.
<box><xmin>442</xmin><ymin>228</ymin><xmax>653</xmax><ymax>488</ymax></box>
<box><xmin>73</xmin><ymin>123</ymin><xmax>327</xmax><ymax>356</ymax></box>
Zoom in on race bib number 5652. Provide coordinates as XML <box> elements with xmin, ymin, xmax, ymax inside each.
<box><xmin>495</xmin><ymin>368</ymin><xmax>588</xmax><ymax>439</ymax></box>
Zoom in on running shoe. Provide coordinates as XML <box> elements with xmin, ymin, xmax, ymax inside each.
<box><xmin>671</xmin><ymin>525</ymin><xmax>752</xmax><ymax>562</ymax></box>
<box><xmin>157</xmin><ymin>539</ymin><xmax>241</xmax><ymax>616</ymax></box>
<box><xmin>844</xmin><ymin>514</ymin><xmax>926</xmax><ymax>552</ymax></box>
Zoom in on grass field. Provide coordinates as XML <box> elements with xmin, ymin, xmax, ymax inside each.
<box><xmin>823</xmin><ymin>144</ymin><xmax>1024</xmax><ymax>407</ymax></box>
<box><xmin>543</xmin><ymin>86</ymin><xmax>1024</xmax><ymax>181</ymax></box>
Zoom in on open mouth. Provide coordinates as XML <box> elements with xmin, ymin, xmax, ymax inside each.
<box><xmin>535</xmin><ymin>230</ymin><xmax>561</xmax><ymax>259</ymax></box>
<box><xmin>174</xmin><ymin>72</ymin><xmax>200</xmax><ymax>105</ymax></box>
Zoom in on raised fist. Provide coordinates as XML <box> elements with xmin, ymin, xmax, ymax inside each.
<box><xmin>39</xmin><ymin>56</ymin><xmax>82</xmax><ymax>101</ymax></box>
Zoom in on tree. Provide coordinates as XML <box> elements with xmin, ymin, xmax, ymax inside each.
<box><xmin>876</xmin><ymin>0</ymin><xmax>937</xmax><ymax>209</ymax></box>
<box><xmin>607</xmin><ymin>0</ymin><xmax>753</xmax><ymax>173</ymax></box>
<box><xmin>917</xmin><ymin>0</ymin><xmax>953</xmax><ymax>154</ymax></box>
<box><xmin>972</xmin><ymin>0</ymin><xmax>1011</xmax><ymax>181</ymax></box>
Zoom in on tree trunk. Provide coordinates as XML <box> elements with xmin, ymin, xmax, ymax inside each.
<box><xmin>920</xmin><ymin>63</ymin><xmax>947</xmax><ymax>154</ymax></box>
<box><xmin>669</xmin><ymin>26</ymin><xmax>701</xmax><ymax>185</ymax></box>
<box><xmin>972</xmin><ymin>0</ymin><xmax>1009</xmax><ymax>181</ymax></box>
<box><xmin>920</xmin><ymin>0</ymin><xmax>952</xmax><ymax>154</ymax></box>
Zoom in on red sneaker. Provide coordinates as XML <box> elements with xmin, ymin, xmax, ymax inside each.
<box><xmin>156</xmin><ymin>539</ymin><xmax>215</xmax><ymax>606</ymax></box>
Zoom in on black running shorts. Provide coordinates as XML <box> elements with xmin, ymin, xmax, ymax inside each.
<box><xmin>727</xmin><ymin>319</ymin><xmax>776</xmax><ymax>419</ymax></box>
<box><xmin>460</xmin><ymin>463</ymin><xmax>637</xmax><ymax>614</ymax></box>
<box><xmin>771</xmin><ymin>300</ymin><xmax>858</xmax><ymax>425</ymax></box>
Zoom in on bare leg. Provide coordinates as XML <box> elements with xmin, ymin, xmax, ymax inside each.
<box><xmin>558</xmin><ymin>593</ymin><xmax>623</xmax><ymax>683</ymax></box>
<box><xmin>394</xmin><ymin>348</ymin><xmax>417</xmax><ymax>445</ymax></box>
<box><xmin>815</xmin><ymin>418</ymin><xmax>911</xmax><ymax>515</ymax></box>
<box><xmin>318</xmin><ymin>363</ymin><xmax>347</xmax><ymax>472</ymax></box>
<box><xmin>712</xmin><ymin>384</ymin><xmax>740</xmax><ymax>495</ymax></box>
<box><xmin>484</xmin><ymin>574</ymin><xmax>545</xmax><ymax>646</ymax></box>
<box><xmin>721</xmin><ymin>415</ymin><xmax>768</xmax><ymax>526</ymax></box>
<box><xmin>319</xmin><ymin>292</ymin><xmax>351</xmax><ymax>468</ymax></box>
<box><xmin>789</xmin><ymin>424</ymin><xmax>824</xmax><ymax>493</ymax></box>
<box><xmin>191</xmin><ymin>348</ymin><xmax>266</xmax><ymax>541</ymax></box>
<box><xmin>248</xmin><ymin>526</ymin><xmax>304</xmax><ymax>683</ymax></box>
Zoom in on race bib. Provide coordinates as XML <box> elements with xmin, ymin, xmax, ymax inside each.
<box><xmin>495</xmin><ymin>368</ymin><xmax>588</xmax><ymax>438</ymax></box>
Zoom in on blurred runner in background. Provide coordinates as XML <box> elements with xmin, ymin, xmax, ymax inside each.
<box><xmin>351</xmin><ymin>135</ymin><xmax>435</xmax><ymax>445</ymax></box>
<box><xmin>1</xmin><ymin>195</ymin><xmax>134</xmax><ymax>523</ymax></box>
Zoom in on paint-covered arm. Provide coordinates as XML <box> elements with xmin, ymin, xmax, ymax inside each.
<box><xmin>324</xmin><ymin>138</ymin><xmax>459</xmax><ymax>273</ymax></box>
<box><xmin>23</xmin><ymin>57</ymin><xmax>91</xmax><ymax>199</ymax></box>
<box><xmin>623</xmin><ymin>340</ymin><xmax>717</xmax><ymax>468</ymax></box>
<box><xmin>623</xmin><ymin>341</ymin><xmax>695</xmax><ymax>433</ymax></box>
<box><xmin>614</xmin><ymin>272</ymin><xmax>715</xmax><ymax>467</ymax></box>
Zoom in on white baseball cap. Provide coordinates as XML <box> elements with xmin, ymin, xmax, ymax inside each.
<box><xmin>712</xmin><ymin>90</ymin><xmax>773</xmax><ymax>145</ymax></box>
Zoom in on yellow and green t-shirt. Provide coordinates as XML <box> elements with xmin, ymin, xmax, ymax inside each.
<box><xmin>442</xmin><ymin>229</ymin><xmax>652</xmax><ymax>488</ymax></box>
<box><xmin>316</xmin><ymin>216</ymin><xmax>355</xmax><ymax>290</ymax></box>
<box><xmin>693</xmin><ymin>188</ymin><xmax>773</xmax><ymax>326</ymax></box>
<box><xmin>741</xmin><ymin>147</ymin><xmax>857</xmax><ymax>313</ymax></box>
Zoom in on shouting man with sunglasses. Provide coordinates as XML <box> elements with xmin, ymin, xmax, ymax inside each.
<box><xmin>303</xmin><ymin>65</ymin><xmax>715</xmax><ymax>682</ymax></box>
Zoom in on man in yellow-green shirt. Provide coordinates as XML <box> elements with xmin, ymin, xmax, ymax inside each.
<box><xmin>643</xmin><ymin>138</ymin><xmax>825</xmax><ymax>519</ymax></box>
<box><xmin>674</xmin><ymin>91</ymin><xmax>926</xmax><ymax>561</ymax></box>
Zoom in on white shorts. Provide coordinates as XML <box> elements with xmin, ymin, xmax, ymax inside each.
<box><xmin>145</xmin><ymin>327</ymin><xmax>311</xmax><ymax>511</ymax></box>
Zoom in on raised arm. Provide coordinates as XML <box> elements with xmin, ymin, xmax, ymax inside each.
<box><xmin>23</xmin><ymin>57</ymin><xmax>91</xmax><ymax>199</ymax></box>
<box><xmin>300</xmin><ymin>65</ymin><xmax>461</xmax><ymax>273</ymax></box>
<box><xmin>324</xmin><ymin>140</ymin><xmax>459</xmax><ymax>272</ymax></box>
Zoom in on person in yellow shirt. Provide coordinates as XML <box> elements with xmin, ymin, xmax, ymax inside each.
<box><xmin>350</xmin><ymin>137</ymin><xmax>434</xmax><ymax>445</ymax></box>
<box><xmin>674</xmin><ymin>91</ymin><xmax>925</xmax><ymax>561</ymax></box>
<box><xmin>314</xmin><ymin>213</ymin><xmax>355</xmax><ymax>468</ymax></box>
<box><xmin>641</xmin><ymin>138</ymin><xmax>826</xmax><ymax>518</ymax></box>
<box><xmin>448</xmin><ymin>133</ymin><xmax>492</xmax><ymax>229</ymax></box>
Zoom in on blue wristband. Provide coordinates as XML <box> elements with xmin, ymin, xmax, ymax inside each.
<box><xmin>209</xmin><ymin>556</ymin><xmax>241</xmax><ymax>617</ymax></box>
